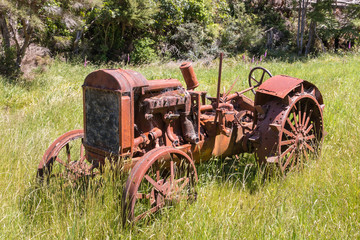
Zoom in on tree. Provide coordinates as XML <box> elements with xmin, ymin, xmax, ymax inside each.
<box><xmin>0</xmin><ymin>0</ymin><xmax>100</xmax><ymax>75</ymax></box>
<box><xmin>84</xmin><ymin>0</ymin><xmax>158</xmax><ymax>62</ymax></box>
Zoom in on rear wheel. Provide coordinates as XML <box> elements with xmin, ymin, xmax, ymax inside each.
<box><xmin>254</xmin><ymin>91</ymin><xmax>324</xmax><ymax>174</ymax></box>
<box><xmin>277</xmin><ymin>94</ymin><xmax>323</xmax><ymax>173</ymax></box>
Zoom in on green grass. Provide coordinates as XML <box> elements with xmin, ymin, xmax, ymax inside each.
<box><xmin>1</xmin><ymin>53</ymin><xmax>360</xmax><ymax>239</ymax></box>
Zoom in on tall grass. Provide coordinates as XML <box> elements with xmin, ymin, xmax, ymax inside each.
<box><xmin>0</xmin><ymin>54</ymin><xmax>359</xmax><ymax>239</ymax></box>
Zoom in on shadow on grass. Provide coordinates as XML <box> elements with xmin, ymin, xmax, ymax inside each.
<box><xmin>18</xmin><ymin>154</ymin><xmax>280</xmax><ymax>233</ymax></box>
<box><xmin>196</xmin><ymin>153</ymin><xmax>282</xmax><ymax>194</ymax></box>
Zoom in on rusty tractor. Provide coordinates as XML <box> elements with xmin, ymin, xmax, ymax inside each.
<box><xmin>38</xmin><ymin>54</ymin><xmax>324</xmax><ymax>225</ymax></box>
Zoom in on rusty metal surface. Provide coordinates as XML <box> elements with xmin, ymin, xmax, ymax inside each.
<box><xmin>257</xmin><ymin>75</ymin><xmax>303</xmax><ymax>98</ymax></box>
<box><xmin>180</xmin><ymin>62</ymin><xmax>199</xmax><ymax>90</ymax></box>
<box><xmin>144</xmin><ymin>79</ymin><xmax>182</xmax><ymax>92</ymax></box>
<box><xmin>38</xmin><ymin>129</ymin><xmax>98</xmax><ymax>181</ymax></box>
<box><xmin>122</xmin><ymin>147</ymin><xmax>197</xmax><ymax>225</ymax></box>
<box><xmin>40</xmin><ymin>61</ymin><xmax>325</xmax><ymax>225</ymax></box>
<box><xmin>253</xmin><ymin>84</ymin><xmax>324</xmax><ymax>174</ymax></box>
<box><xmin>83</xmin><ymin>69</ymin><xmax>148</xmax><ymax>92</ymax></box>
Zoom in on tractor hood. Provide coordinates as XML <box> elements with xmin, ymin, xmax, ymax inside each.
<box><xmin>83</xmin><ymin>69</ymin><xmax>149</xmax><ymax>92</ymax></box>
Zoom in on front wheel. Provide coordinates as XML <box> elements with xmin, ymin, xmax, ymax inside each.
<box><xmin>37</xmin><ymin>130</ymin><xmax>99</xmax><ymax>184</ymax></box>
<box><xmin>122</xmin><ymin>147</ymin><xmax>198</xmax><ymax>225</ymax></box>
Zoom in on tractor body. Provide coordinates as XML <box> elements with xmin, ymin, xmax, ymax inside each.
<box><xmin>39</xmin><ymin>59</ymin><xmax>324</xmax><ymax>224</ymax></box>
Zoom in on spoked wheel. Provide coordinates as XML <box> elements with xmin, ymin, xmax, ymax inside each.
<box><xmin>122</xmin><ymin>147</ymin><xmax>198</xmax><ymax>226</ymax></box>
<box><xmin>277</xmin><ymin>94</ymin><xmax>323</xmax><ymax>173</ymax></box>
<box><xmin>37</xmin><ymin>129</ymin><xmax>99</xmax><ymax>184</ymax></box>
<box><xmin>248</xmin><ymin>67</ymin><xmax>272</xmax><ymax>94</ymax></box>
<box><xmin>255</xmin><ymin>92</ymin><xmax>324</xmax><ymax>174</ymax></box>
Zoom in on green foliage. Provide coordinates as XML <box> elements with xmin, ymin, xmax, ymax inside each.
<box><xmin>218</xmin><ymin>1</ymin><xmax>264</xmax><ymax>54</ymax></box>
<box><xmin>84</xmin><ymin>0</ymin><xmax>159</xmax><ymax>62</ymax></box>
<box><xmin>170</xmin><ymin>22</ymin><xmax>219</xmax><ymax>60</ymax></box>
<box><xmin>0</xmin><ymin>46</ymin><xmax>21</xmax><ymax>78</ymax></box>
<box><xmin>2</xmin><ymin>0</ymin><xmax>360</xmax><ymax>70</ymax></box>
<box><xmin>182</xmin><ymin>0</ymin><xmax>212</xmax><ymax>24</ymax></box>
<box><xmin>131</xmin><ymin>37</ymin><xmax>158</xmax><ymax>64</ymax></box>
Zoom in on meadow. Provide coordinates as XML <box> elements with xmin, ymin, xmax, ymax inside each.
<box><xmin>0</xmin><ymin>53</ymin><xmax>359</xmax><ymax>239</ymax></box>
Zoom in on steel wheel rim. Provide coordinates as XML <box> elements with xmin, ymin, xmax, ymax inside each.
<box><xmin>278</xmin><ymin>95</ymin><xmax>323</xmax><ymax>173</ymax></box>
<box><xmin>123</xmin><ymin>148</ymin><xmax>197</xmax><ymax>225</ymax></box>
<box><xmin>38</xmin><ymin>130</ymin><xmax>99</xmax><ymax>184</ymax></box>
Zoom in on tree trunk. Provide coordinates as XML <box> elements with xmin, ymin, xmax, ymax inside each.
<box><xmin>334</xmin><ymin>36</ymin><xmax>339</xmax><ymax>53</ymax></box>
<box><xmin>0</xmin><ymin>13</ymin><xmax>11</xmax><ymax>49</ymax></box>
<box><xmin>296</xmin><ymin>0</ymin><xmax>301</xmax><ymax>50</ymax></box>
<box><xmin>305</xmin><ymin>20</ymin><xmax>316</xmax><ymax>55</ymax></box>
<box><xmin>298</xmin><ymin>0</ymin><xmax>309</xmax><ymax>56</ymax></box>
<box><xmin>16</xmin><ymin>20</ymin><xmax>32</xmax><ymax>66</ymax></box>
<box><xmin>315</xmin><ymin>31</ymin><xmax>325</xmax><ymax>53</ymax></box>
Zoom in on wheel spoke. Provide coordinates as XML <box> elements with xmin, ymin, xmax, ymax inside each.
<box><xmin>302</xmin><ymin>102</ymin><xmax>308</xmax><ymax>126</ymax></box>
<box><xmin>66</xmin><ymin>143</ymin><xmax>71</xmax><ymax>164</ymax></box>
<box><xmin>144</xmin><ymin>174</ymin><xmax>163</xmax><ymax>193</ymax></box>
<box><xmin>283</xmin><ymin>128</ymin><xmax>296</xmax><ymax>138</ymax></box>
<box><xmin>304</xmin><ymin>124</ymin><xmax>314</xmax><ymax>135</ymax></box>
<box><xmin>54</xmin><ymin>156</ymin><xmax>67</xmax><ymax>167</ymax></box>
<box><xmin>260</xmin><ymin>71</ymin><xmax>266</xmax><ymax>83</ymax></box>
<box><xmin>280</xmin><ymin>139</ymin><xmax>295</xmax><ymax>146</ymax></box>
<box><xmin>286</xmin><ymin>117</ymin><xmax>297</xmax><ymax>133</ymax></box>
<box><xmin>175</xmin><ymin>177</ymin><xmax>187</xmax><ymax>183</ymax></box>
<box><xmin>304</xmin><ymin>110</ymin><xmax>313</xmax><ymax>129</ymax></box>
<box><xmin>177</xmin><ymin>178</ymin><xmax>190</xmax><ymax>192</ymax></box>
<box><xmin>134</xmin><ymin>202</ymin><xmax>164</xmax><ymax>222</ymax></box>
<box><xmin>280</xmin><ymin>144</ymin><xmax>295</xmax><ymax>158</ymax></box>
<box><xmin>251</xmin><ymin>76</ymin><xmax>259</xmax><ymax>84</ymax></box>
<box><xmin>298</xmin><ymin>101</ymin><xmax>302</xmax><ymax>128</ymax></box>
<box><xmin>304</xmin><ymin>142</ymin><xmax>315</xmax><ymax>152</ymax></box>
<box><xmin>283</xmin><ymin>148</ymin><xmax>296</xmax><ymax>169</ymax></box>
<box><xmin>290</xmin><ymin>152</ymin><xmax>297</xmax><ymax>168</ymax></box>
<box><xmin>292</xmin><ymin>109</ymin><xmax>299</xmax><ymax>129</ymax></box>
<box><xmin>304</xmin><ymin>134</ymin><xmax>316</xmax><ymax>141</ymax></box>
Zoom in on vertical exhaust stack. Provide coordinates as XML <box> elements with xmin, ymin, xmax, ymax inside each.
<box><xmin>180</xmin><ymin>62</ymin><xmax>199</xmax><ymax>90</ymax></box>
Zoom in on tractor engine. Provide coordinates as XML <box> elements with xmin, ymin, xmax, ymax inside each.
<box><xmin>82</xmin><ymin>64</ymin><xmax>207</xmax><ymax>164</ymax></box>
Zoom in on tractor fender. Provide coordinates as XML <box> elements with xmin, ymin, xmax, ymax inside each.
<box><xmin>254</xmin><ymin>75</ymin><xmax>323</xmax><ymax>106</ymax></box>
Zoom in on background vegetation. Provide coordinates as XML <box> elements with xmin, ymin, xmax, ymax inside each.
<box><xmin>0</xmin><ymin>53</ymin><xmax>359</xmax><ymax>239</ymax></box>
<box><xmin>1</xmin><ymin>0</ymin><xmax>360</xmax><ymax>77</ymax></box>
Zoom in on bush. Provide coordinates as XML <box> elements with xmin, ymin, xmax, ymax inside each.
<box><xmin>0</xmin><ymin>47</ymin><xmax>21</xmax><ymax>78</ymax></box>
<box><xmin>131</xmin><ymin>38</ymin><xmax>158</xmax><ymax>64</ymax></box>
<box><xmin>220</xmin><ymin>2</ymin><xmax>264</xmax><ymax>55</ymax></box>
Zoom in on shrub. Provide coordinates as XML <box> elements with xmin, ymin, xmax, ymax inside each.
<box><xmin>131</xmin><ymin>37</ymin><xmax>158</xmax><ymax>64</ymax></box>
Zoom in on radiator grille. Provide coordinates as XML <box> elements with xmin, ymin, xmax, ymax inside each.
<box><xmin>85</xmin><ymin>88</ymin><xmax>120</xmax><ymax>153</ymax></box>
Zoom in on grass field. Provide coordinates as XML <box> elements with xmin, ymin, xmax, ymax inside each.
<box><xmin>0</xmin><ymin>53</ymin><xmax>359</xmax><ymax>239</ymax></box>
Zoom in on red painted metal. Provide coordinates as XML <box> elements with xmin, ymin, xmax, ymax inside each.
<box><xmin>39</xmin><ymin>59</ymin><xmax>325</xmax><ymax>225</ymax></box>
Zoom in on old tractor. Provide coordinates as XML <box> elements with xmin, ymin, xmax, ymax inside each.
<box><xmin>38</xmin><ymin>54</ymin><xmax>324</xmax><ymax>225</ymax></box>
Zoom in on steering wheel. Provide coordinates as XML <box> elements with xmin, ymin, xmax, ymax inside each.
<box><xmin>248</xmin><ymin>67</ymin><xmax>272</xmax><ymax>95</ymax></box>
